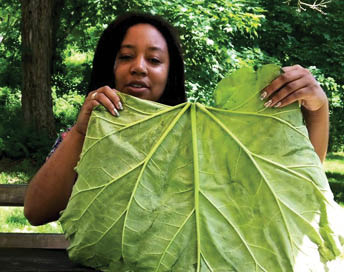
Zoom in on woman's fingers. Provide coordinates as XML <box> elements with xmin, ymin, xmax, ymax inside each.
<box><xmin>263</xmin><ymin>76</ymin><xmax>308</xmax><ymax>108</ymax></box>
<box><xmin>261</xmin><ymin>64</ymin><xmax>327</xmax><ymax>111</ymax></box>
<box><xmin>261</xmin><ymin>65</ymin><xmax>305</xmax><ymax>99</ymax></box>
<box><xmin>97</xmin><ymin>86</ymin><xmax>123</xmax><ymax>111</ymax></box>
<box><xmin>88</xmin><ymin>86</ymin><xmax>123</xmax><ymax>115</ymax></box>
<box><xmin>92</xmin><ymin>91</ymin><xmax>119</xmax><ymax>117</ymax></box>
<box><xmin>75</xmin><ymin>86</ymin><xmax>123</xmax><ymax>136</ymax></box>
<box><xmin>270</xmin><ymin>87</ymin><xmax>309</xmax><ymax>108</ymax></box>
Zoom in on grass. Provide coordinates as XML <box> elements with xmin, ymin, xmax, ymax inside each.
<box><xmin>324</xmin><ymin>152</ymin><xmax>344</xmax><ymax>203</ymax></box>
<box><xmin>0</xmin><ymin>207</ymin><xmax>62</xmax><ymax>233</ymax></box>
<box><xmin>0</xmin><ymin>152</ymin><xmax>343</xmax><ymax>233</ymax></box>
<box><xmin>324</xmin><ymin>152</ymin><xmax>344</xmax><ymax>173</ymax></box>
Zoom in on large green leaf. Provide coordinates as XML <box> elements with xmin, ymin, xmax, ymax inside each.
<box><xmin>60</xmin><ymin>65</ymin><xmax>344</xmax><ymax>271</ymax></box>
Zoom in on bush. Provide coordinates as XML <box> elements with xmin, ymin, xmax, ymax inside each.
<box><xmin>52</xmin><ymin>47</ymin><xmax>93</xmax><ymax>97</ymax></box>
<box><xmin>53</xmin><ymin>89</ymin><xmax>84</xmax><ymax>131</ymax></box>
<box><xmin>0</xmin><ymin>118</ymin><xmax>53</xmax><ymax>163</ymax></box>
<box><xmin>0</xmin><ymin>86</ymin><xmax>85</xmax><ymax>162</ymax></box>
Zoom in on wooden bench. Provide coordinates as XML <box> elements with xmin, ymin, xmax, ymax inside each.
<box><xmin>0</xmin><ymin>184</ymin><xmax>98</xmax><ymax>271</ymax></box>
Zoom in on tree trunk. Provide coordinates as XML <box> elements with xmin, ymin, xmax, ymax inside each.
<box><xmin>21</xmin><ymin>0</ymin><xmax>58</xmax><ymax>136</ymax></box>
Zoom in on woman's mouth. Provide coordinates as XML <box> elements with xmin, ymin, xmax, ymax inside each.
<box><xmin>125</xmin><ymin>82</ymin><xmax>149</xmax><ymax>94</ymax></box>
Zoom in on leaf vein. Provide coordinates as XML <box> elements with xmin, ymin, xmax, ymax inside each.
<box><xmin>200</xmin><ymin>191</ymin><xmax>267</xmax><ymax>271</ymax></box>
<box><xmin>154</xmin><ymin>209</ymin><xmax>195</xmax><ymax>272</ymax></box>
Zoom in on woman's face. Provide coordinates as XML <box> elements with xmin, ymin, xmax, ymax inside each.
<box><xmin>114</xmin><ymin>23</ymin><xmax>170</xmax><ymax>101</ymax></box>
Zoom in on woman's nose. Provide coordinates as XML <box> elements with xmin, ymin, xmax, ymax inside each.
<box><xmin>130</xmin><ymin>56</ymin><xmax>147</xmax><ymax>76</ymax></box>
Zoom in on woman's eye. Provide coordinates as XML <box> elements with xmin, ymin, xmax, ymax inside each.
<box><xmin>150</xmin><ymin>58</ymin><xmax>161</xmax><ymax>64</ymax></box>
<box><xmin>119</xmin><ymin>55</ymin><xmax>132</xmax><ymax>60</ymax></box>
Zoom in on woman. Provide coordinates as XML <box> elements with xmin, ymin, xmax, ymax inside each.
<box><xmin>24</xmin><ymin>12</ymin><xmax>329</xmax><ymax>226</ymax></box>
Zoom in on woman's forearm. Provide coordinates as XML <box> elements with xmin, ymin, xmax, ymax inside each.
<box><xmin>24</xmin><ymin>126</ymin><xmax>85</xmax><ymax>225</ymax></box>
<box><xmin>302</xmin><ymin>99</ymin><xmax>329</xmax><ymax>162</ymax></box>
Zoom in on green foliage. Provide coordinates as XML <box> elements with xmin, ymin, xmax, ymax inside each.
<box><xmin>256</xmin><ymin>0</ymin><xmax>344</xmax><ymax>151</ymax></box>
<box><xmin>258</xmin><ymin>0</ymin><xmax>344</xmax><ymax>82</ymax></box>
<box><xmin>0</xmin><ymin>0</ymin><xmax>21</xmax><ymax>88</ymax></box>
<box><xmin>139</xmin><ymin>0</ymin><xmax>267</xmax><ymax>105</ymax></box>
<box><xmin>0</xmin><ymin>87</ymin><xmax>53</xmax><ymax>162</ymax></box>
<box><xmin>53</xmin><ymin>88</ymin><xmax>85</xmax><ymax>130</ymax></box>
<box><xmin>51</xmin><ymin>0</ymin><xmax>123</xmax><ymax>96</ymax></box>
<box><xmin>53</xmin><ymin>45</ymin><xmax>94</xmax><ymax>96</ymax></box>
<box><xmin>60</xmin><ymin>66</ymin><xmax>344</xmax><ymax>271</ymax></box>
<box><xmin>0</xmin><ymin>85</ymin><xmax>84</xmax><ymax>162</ymax></box>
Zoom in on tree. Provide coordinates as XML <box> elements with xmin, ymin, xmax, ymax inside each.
<box><xmin>21</xmin><ymin>0</ymin><xmax>64</xmax><ymax>136</ymax></box>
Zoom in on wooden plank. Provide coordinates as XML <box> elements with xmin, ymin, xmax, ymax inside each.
<box><xmin>0</xmin><ymin>233</ymin><xmax>69</xmax><ymax>249</ymax></box>
<box><xmin>0</xmin><ymin>248</ymin><xmax>99</xmax><ymax>271</ymax></box>
<box><xmin>0</xmin><ymin>184</ymin><xmax>27</xmax><ymax>206</ymax></box>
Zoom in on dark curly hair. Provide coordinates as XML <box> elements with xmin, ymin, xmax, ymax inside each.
<box><xmin>88</xmin><ymin>12</ymin><xmax>186</xmax><ymax>106</ymax></box>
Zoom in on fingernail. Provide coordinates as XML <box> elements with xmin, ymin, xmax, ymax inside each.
<box><xmin>118</xmin><ymin>101</ymin><xmax>123</xmax><ymax>110</ymax></box>
<box><xmin>274</xmin><ymin>102</ymin><xmax>281</xmax><ymax>108</ymax></box>
<box><xmin>264</xmin><ymin>99</ymin><xmax>272</xmax><ymax>107</ymax></box>
<box><xmin>260</xmin><ymin>91</ymin><xmax>267</xmax><ymax>100</ymax></box>
<box><xmin>113</xmin><ymin>108</ymin><xmax>120</xmax><ymax>117</ymax></box>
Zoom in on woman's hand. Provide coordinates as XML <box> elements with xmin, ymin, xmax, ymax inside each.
<box><xmin>75</xmin><ymin>86</ymin><xmax>123</xmax><ymax>136</ymax></box>
<box><xmin>260</xmin><ymin>65</ymin><xmax>327</xmax><ymax>111</ymax></box>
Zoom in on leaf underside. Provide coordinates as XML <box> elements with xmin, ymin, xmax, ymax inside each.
<box><xmin>60</xmin><ymin>65</ymin><xmax>344</xmax><ymax>272</ymax></box>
